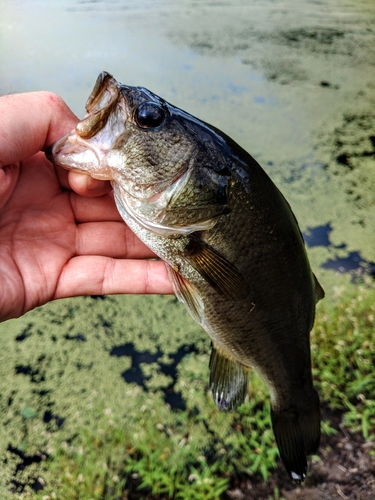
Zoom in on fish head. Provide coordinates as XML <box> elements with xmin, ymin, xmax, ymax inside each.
<box><xmin>49</xmin><ymin>72</ymin><xmax>234</xmax><ymax>235</ymax></box>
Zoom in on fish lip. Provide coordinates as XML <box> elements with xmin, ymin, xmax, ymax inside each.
<box><xmin>47</xmin><ymin>130</ymin><xmax>108</xmax><ymax>177</ymax></box>
<box><xmin>76</xmin><ymin>73</ymin><xmax>121</xmax><ymax>140</ymax></box>
<box><xmin>54</xmin><ymin>131</ymin><xmax>108</xmax><ymax>169</ymax></box>
<box><xmin>48</xmin><ymin>81</ymin><xmax>128</xmax><ymax>178</ymax></box>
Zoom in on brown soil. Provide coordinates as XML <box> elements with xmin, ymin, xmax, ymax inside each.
<box><xmin>224</xmin><ymin>408</ymin><xmax>375</xmax><ymax>500</ymax></box>
<box><xmin>122</xmin><ymin>408</ymin><xmax>375</xmax><ymax>500</ymax></box>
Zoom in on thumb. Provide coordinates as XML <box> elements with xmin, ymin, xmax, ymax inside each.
<box><xmin>0</xmin><ymin>91</ymin><xmax>78</xmax><ymax>168</ymax></box>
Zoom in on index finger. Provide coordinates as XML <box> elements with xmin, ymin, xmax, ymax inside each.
<box><xmin>0</xmin><ymin>91</ymin><xmax>78</xmax><ymax>168</ymax></box>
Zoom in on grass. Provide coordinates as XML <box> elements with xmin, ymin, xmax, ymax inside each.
<box><xmin>29</xmin><ymin>356</ymin><xmax>278</xmax><ymax>499</ymax></box>
<box><xmin>0</xmin><ymin>277</ymin><xmax>374</xmax><ymax>499</ymax></box>
<box><xmin>311</xmin><ymin>279</ymin><xmax>375</xmax><ymax>439</ymax></box>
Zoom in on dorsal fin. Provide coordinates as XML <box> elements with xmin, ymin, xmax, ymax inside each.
<box><xmin>313</xmin><ymin>274</ymin><xmax>325</xmax><ymax>303</ymax></box>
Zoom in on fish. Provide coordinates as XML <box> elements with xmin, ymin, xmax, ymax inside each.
<box><xmin>47</xmin><ymin>71</ymin><xmax>324</xmax><ymax>482</ymax></box>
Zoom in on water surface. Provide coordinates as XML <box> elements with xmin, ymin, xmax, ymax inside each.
<box><xmin>1</xmin><ymin>0</ymin><xmax>375</xmax><ymax>282</ymax></box>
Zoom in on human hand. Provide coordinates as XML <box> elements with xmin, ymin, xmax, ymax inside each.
<box><xmin>0</xmin><ymin>91</ymin><xmax>173</xmax><ymax>322</ymax></box>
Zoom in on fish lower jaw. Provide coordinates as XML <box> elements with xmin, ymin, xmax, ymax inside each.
<box><xmin>66</xmin><ymin>133</ymin><xmax>108</xmax><ymax>168</ymax></box>
<box><xmin>50</xmin><ymin>130</ymin><xmax>114</xmax><ymax>179</ymax></box>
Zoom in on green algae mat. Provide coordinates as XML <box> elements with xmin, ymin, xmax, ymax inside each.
<box><xmin>1</xmin><ymin>0</ymin><xmax>375</xmax><ymax>498</ymax></box>
<box><xmin>0</xmin><ymin>280</ymin><xmax>374</xmax><ymax>499</ymax></box>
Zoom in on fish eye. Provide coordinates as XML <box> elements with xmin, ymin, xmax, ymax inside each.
<box><xmin>135</xmin><ymin>101</ymin><xmax>165</xmax><ymax>129</ymax></box>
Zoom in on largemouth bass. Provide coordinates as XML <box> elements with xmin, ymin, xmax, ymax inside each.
<box><xmin>48</xmin><ymin>72</ymin><xmax>324</xmax><ymax>482</ymax></box>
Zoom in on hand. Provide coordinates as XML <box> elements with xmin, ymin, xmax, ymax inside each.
<box><xmin>0</xmin><ymin>92</ymin><xmax>173</xmax><ymax>322</ymax></box>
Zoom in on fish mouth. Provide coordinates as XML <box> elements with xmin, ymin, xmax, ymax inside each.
<box><xmin>48</xmin><ymin>71</ymin><xmax>189</xmax><ymax>198</ymax></box>
<box><xmin>48</xmin><ymin>72</ymin><xmax>128</xmax><ymax>180</ymax></box>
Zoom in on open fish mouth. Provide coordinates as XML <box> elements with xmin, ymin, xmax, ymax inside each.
<box><xmin>48</xmin><ymin>72</ymin><xmax>128</xmax><ymax>181</ymax></box>
<box><xmin>48</xmin><ymin>72</ymin><xmax>190</xmax><ymax>200</ymax></box>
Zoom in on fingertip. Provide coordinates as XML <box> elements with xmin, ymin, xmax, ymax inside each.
<box><xmin>68</xmin><ymin>171</ymin><xmax>112</xmax><ymax>197</ymax></box>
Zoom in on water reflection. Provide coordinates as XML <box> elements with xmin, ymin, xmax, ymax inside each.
<box><xmin>303</xmin><ymin>224</ymin><xmax>375</xmax><ymax>277</ymax></box>
<box><xmin>68</xmin><ymin>0</ymin><xmax>159</xmax><ymax>11</ymax></box>
<box><xmin>303</xmin><ymin>224</ymin><xmax>332</xmax><ymax>248</ymax></box>
<box><xmin>110</xmin><ymin>343</ymin><xmax>198</xmax><ymax>410</ymax></box>
<box><xmin>322</xmin><ymin>252</ymin><xmax>375</xmax><ymax>277</ymax></box>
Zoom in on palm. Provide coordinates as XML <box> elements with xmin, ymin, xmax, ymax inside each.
<box><xmin>0</xmin><ymin>152</ymin><xmax>171</xmax><ymax>321</ymax></box>
<box><xmin>0</xmin><ymin>91</ymin><xmax>172</xmax><ymax>322</ymax></box>
<box><xmin>0</xmin><ymin>153</ymin><xmax>74</xmax><ymax>318</ymax></box>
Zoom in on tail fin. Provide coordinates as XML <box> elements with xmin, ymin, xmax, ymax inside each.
<box><xmin>271</xmin><ymin>390</ymin><xmax>320</xmax><ymax>482</ymax></box>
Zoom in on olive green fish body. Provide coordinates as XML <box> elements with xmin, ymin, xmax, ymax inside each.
<box><xmin>118</xmin><ymin>159</ymin><xmax>315</xmax><ymax>388</ymax></box>
<box><xmin>49</xmin><ymin>72</ymin><xmax>324</xmax><ymax>482</ymax></box>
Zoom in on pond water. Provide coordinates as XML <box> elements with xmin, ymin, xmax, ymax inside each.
<box><xmin>1</xmin><ymin>0</ymin><xmax>375</xmax><ymax>287</ymax></box>
<box><xmin>0</xmin><ymin>2</ymin><xmax>375</xmax><ymax>494</ymax></box>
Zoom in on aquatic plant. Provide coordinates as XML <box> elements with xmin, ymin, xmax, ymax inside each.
<box><xmin>0</xmin><ymin>277</ymin><xmax>374</xmax><ymax>499</ymax></box>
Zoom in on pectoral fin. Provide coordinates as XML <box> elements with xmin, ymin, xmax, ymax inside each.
<box><xmin>183</xmin><ymin>235</ymin><xmax>248</xmax><ymax>301</ymax></box>
<box><xmin>209</xmin><ymin>343</ymin><xmax>250</xmax><ymax>411</ymax></box>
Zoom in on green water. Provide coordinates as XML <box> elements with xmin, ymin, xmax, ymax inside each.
<box><xmin>0</xmin><ymin>0</ymin><xmax>374</xmax><ymax>496</ymax></box>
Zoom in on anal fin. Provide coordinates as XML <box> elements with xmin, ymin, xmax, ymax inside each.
<box><xmin>209</xmin><ymin>343</ymin><xmax>250</xmax><ymax>412</ymax></box>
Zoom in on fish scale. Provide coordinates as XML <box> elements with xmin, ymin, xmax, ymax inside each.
<box><xmin>48</xmin><ymin>71</ymin><xmax>324</xmax><ymax>482</ymax></box>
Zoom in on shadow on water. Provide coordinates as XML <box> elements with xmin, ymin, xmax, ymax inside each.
<box><xmin>8</xmin><ymin>445</ymin><xmax>48</xmax><ymax>493</ymax></box>
<box><xmin>322</xmin><ymin>251</ymin><xmax>375</xmax><ymax>276</ymax></box>
<box><xmin>303</xmin><ymin>223</ymin><xmax>332</xmax><ymax>248</ymax></box>
<box><xmin>110</xmin><ymin>343</ymin><xmax>198</xmax><ymax>410</ymax></box>
<box><xmin>303</xmin><ymin>224</ymin><xmax>375</xmax><ymax>277</ymax></box>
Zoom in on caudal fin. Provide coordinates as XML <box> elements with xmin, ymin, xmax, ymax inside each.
<box><xmin>270</xmin><ymin>390</ymin><xmax>320</xmax><ymax>482</ymax></box>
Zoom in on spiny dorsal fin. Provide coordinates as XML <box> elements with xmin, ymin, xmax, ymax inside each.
<box><xmin>209</xmin><ymin>343</ymin><xmax>250</xmax><ymax>412</ymax></box>
<box><xmin>183</xmin><ymin>235</ymin><xmax>248</xmax><ymax>301</ymax></box>
<box><xmin>313</xmin><ymin>274</ymin><xmax>325</xmax><ymax>303</ymax></box>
